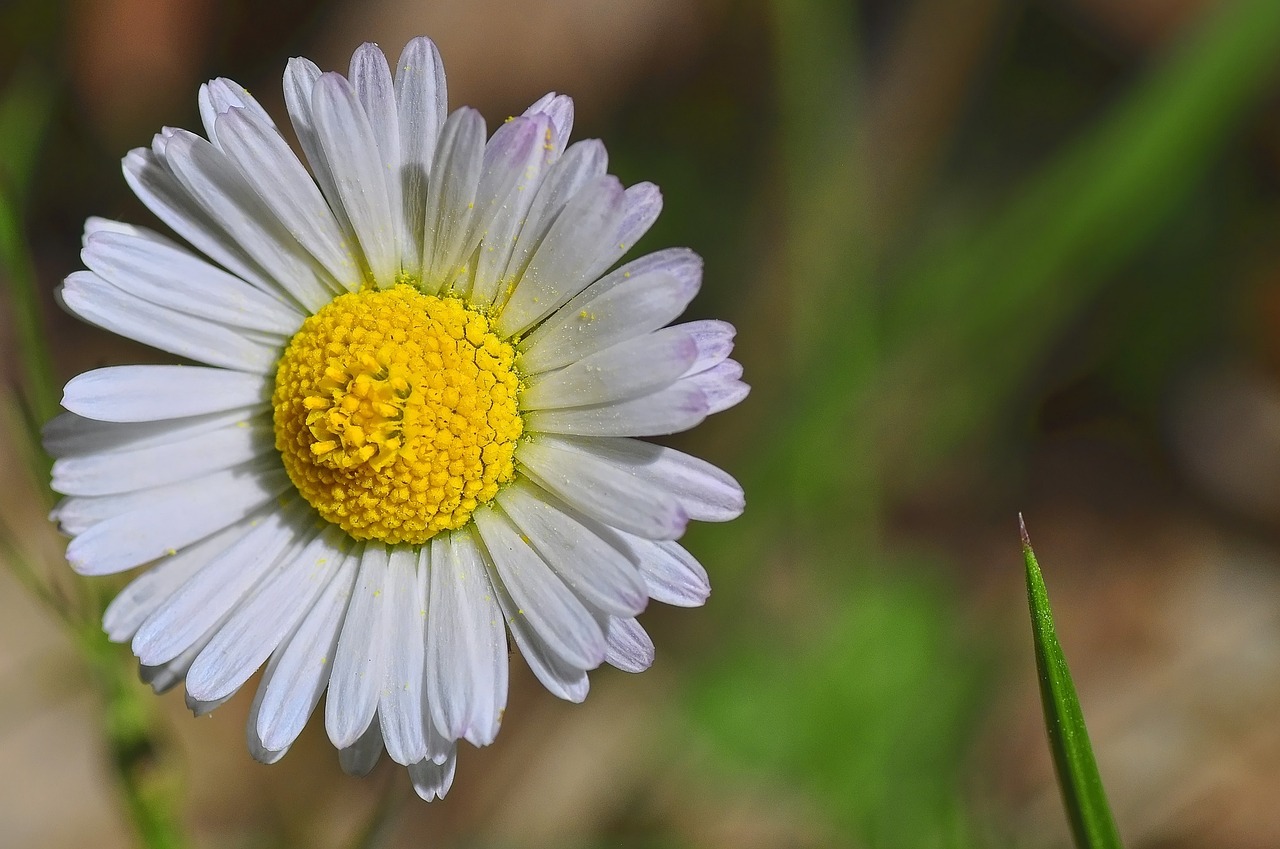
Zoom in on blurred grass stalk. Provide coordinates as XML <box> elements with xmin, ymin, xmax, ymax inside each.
<box><xmin>0</xmin><ymin>67</ymin><xmax>58</xmax><ymax>439</ymax></box>
<box><xmin>876</xmin><ymin>0</ymin><xmax>1280</xmax><ymax>488</ymax></box>
<box><xmin>763</xmin><ymin>0</ymin><xmax>1280</xmax><ymax>506</ymax></box>
<box><xmin>0</xmin><ymin>65</ymin><xmax>191</xmax><ymax>849</ymax></box>
<box><xmin>685</xmin><ymin>4</ymin><xmax>991</xmax><ymax>848</ymax></box>
<box><xmin>769</xmin><ymin>0</ymin><xmax>879</xmax><ymax>550</ymax></box>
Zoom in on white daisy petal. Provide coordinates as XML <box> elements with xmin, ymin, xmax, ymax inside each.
<box><xmin>466</xmin><ymin>114</ymin><xmax>553</xmax><ymax>308</ymax></box>
<box><xmin>394</xmin><ymin>36</ymin><xmax>447</xmax><ymax>275</ymax></box>
<box><xmin>484</xmin><ymin>553</ymin><xmax>590</xmax><ymax>702</ymax></box>
<box><xmin>186</xmin><ymin>689</ymin><xmax>235</xmax><ymax>717</ymax></box>
<box><xmin>681</xmin><ymin>319</ymin><xmax>736</xmax><ymax>375</ymax></box>
<box><xmin>516</xmin><ymin>435</ymin><xmax>688</xmax><ymax>539</ymax></box>
<box><xmin>542</xmin><ymin>436</ymin><xmax>744</xmax><ymax>523</ymax></box>
<box><xmin>131</xmin><ymin>501</ymin><xmax>307</xmax><ymax>665</ymax></box>
<box><xmin>409</xmin><ymin>748</ymin><xmax>458</xmax><ymax>802</ymax></box>
<box><xmin>45</xmin><ymin>407</ymin><xmax>264</xmax><ymax>460</ymax></box>
<box><xmin>244</xmin><ymin>647</ymin><xmax>290</xmax><ymax>768</ymax></box>
<box><xmin>50</xmin><ymin>497</ymin><xmax>117</xmax><ymax>537</ymax></box>
<box><xmin>582</xmin><ymin>181</ymin><xmax>662</xmax><ymax>282</ymax></box>
<box><xmin>141</xmin><ymin>611</ymin><xmax>231</xmax><ymax>694</ymax></box>
<box><xmin>422</xmin><ymin>107</ymin><xmax>486</xmax><ymax>292</ymax></box>
<box><xmin>253</xmin><ymin>546</ymin><xmax>359</xmax><ymax>753</ymax></box>
<box><xmin>504</xmin><ymin>139</ymin><xmax>609</xmax><ymax>284</ymax></box>
<box><xmin>621</xmin><ymin>535</ymin><xmax>711</xmax><ymax>607</ymax></box>
<box><xmin>139</xmin><ymin>660</ymin><xmax>188</xmax><ymax>694</ymax></box>
<box><xmin>350</xmin><ymin>43</ymin><xmax>404</xmax><ymax>266</ymax></box>
<box><xmin>339</xmin><ymin>714</ymin><xmax>385</xmax><ymax>777</ymax></box>
<box><xmin>312</xmin><ymin>72</ymin><xmax>398</xmax><ymax>287</ymax></box>
<box><xmin>247</xmin><ymin>649</ymin><xmax>291</xmax><ymax>765</ymax></box>
<box><xmin>186</xmin><ymin>527</ymin><xmax>346</xmax><ymax>702</ymax></box>
<box><xmin>617</xmin><ymin>182</ymin><xmax>662</xmax><ymax>244</ymax></box>
<box><xmin>61</xmin><ymin>366</ymin><xmax>267</xmax><ymax>423</ymax></box>
<box><xmin>60</xmin><ymin>272</ymin><xmax>279</xmax><ymax>373</ymax></box>
<box><xmin>688</xmin><ymin>359</ymin><xmax>750</xmax><ymax>414</ymax></box>
<box><xmin>473</xmin><ymin>506</ymin><xmax>607</xmax><ymax>670</ymax></box>
<box><xmin>101</xmin><ymin>520</ymin><xmax>247</xmax><ymax>642</ymax></box>
<box><xmin>215</xmin><ymin>106</ymin><xmax>360</xmax><ymax>291</ymax></box>
<box><xmin>423</xmin><ymin>707</ymin><xmax>454</xmax><ymax>766</ymax></box>
<box><xmin>160</xmin><ymin>128</ymin><xmax>331</xmax><ymax>311</ymax></box>
<box><xmin>495</xmin><ymin>175</ymin><xmax>627</xmax><ymax>337</ymax></box>
<box><xmin>83</xmin><ymin>229</ymin><xmax>302</xmax><ymax>334</ymax></box>
<box><xmin>378</xmin><ymin>546</ymin><xmax>428</xmax><ymax>765</ymax></box>
<box><xmin>415</xmin><ymin>562</ymin><xmax>457</xmax><ymax>767</ymax></box>
<box><xmin>199</xmin><ymin>77</ymin><xmax>273</xmax><ymax>148</ymax></box>
<box><xmin>52</xmin><ymin>419</ymin><xmax>271</xmax><ymax>496</ymax></box>
<box><xmin>283</xmin><ymin>57</ymin><xmax>358</xmax><ymax>241</ymax></box>
<box><xmin>523</xmin><ymin>381</ymin><xmax>710</xmax><ymax>438</ymax></box>
<box><xmin>52</xmin><ymin>454</ymin><xmax>272</xmax><ymax>537</ymax></box>
<box><xmin>427</xmin><ymin>528</ymin><xmax>508</xmax><ymax>747</ymax></box>
<box><xmin>518</xmin><ymin>272</ymin><xmax>699</xmax><ymax>376</ymax></box>
<box><xmin>605</xmin><ymin>618</ymin><xmax>654</xmax><ymax>673</ymax></box>
<box><xmin>496</xmin><ymin>481</ymin><xmax>647</xmax><ymax>617</ymax></box>
<box><xmin>65</xmin><ymin>465</ymin><xmax>292</xmax><ymax>576</ymax></box>
<box><xmin>140</xmin><ymin>658</ymin><xmax>187</xmax><ymax>694</ymax></box>
<box><xmin>82</xmin><ymin>216</ymin><xmax>176</xmax><ymax>247</ymax></box>
<box><xmin>326</xmin><ymin>543</ymin><xmax>390</xmax><ymax>749</ymax></box>
<box><xmin>518</xmin><ymin>247</ymin><xmax>701</xmax><ymax>366</ymax></box>
<box><xmin>523</xmin><ymin>92</ymin><xmax>574</xmax><ymax>159</ymax></box>
<box><xmin>281</xmin><ymin>58</ymin><xmax>322</xmax><ymax>152</ymax></box>
<box><xmin>122</xmin><ymin>147</ymin><xmax>276</xmax><ymax>292</ymax></box>
<box><xmin>520</xmin><ymin>326</ymin><xmax>697</xmax><ymax>410</ymax></box>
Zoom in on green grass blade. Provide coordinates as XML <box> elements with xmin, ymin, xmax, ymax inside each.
<box><xmin>0</xmin><ymin>65</ymin><xmax>56</xmax><ymax>203</ymax></box>
<box><xmin>0</xmin><ymin>65</ymin><xmax>60</xmax><ymax>430</ymax></box>
<box><xmin>1021</xmin><ymin>516</ymin><xmax>1123</xmax><ymax>849</ymax></box>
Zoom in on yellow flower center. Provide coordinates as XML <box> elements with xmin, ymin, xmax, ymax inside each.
<box><xmin>273</xmin><ymin>284</ymin><xmax>523</xmax><ymax>544</ymax></box>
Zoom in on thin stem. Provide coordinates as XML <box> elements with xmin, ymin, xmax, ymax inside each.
<box><xmin>77</xmin><ymin>624</ymin><xmax>190</xmax><ymax>849</ymax></box>
<box><xmin>1</xmin><ymin>514</ymin><xmax>188</xmax><ymax>848</ymax></box>
<box><xmin>0</xmin><ymin>50</ymin><xmax>186</xmax><ymax>849</ymax></box>
<box><xmin>349</xmin><ymin>767</ymin><xmax>411</xmax><ymax>849</ymax></box>
<box><xmin>0</xmin><ymin>182</ymin><xmax>59</xmax><ymax>432</ymax></box>
<box><xmin>0</xmin><ymin>514</ymin><xmax>68</xmax><ymax>624</ymax></box>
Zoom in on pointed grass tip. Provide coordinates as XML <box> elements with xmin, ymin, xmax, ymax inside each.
<box><xmin>1019</xmin><ymin>509</ymin><xmax>1125</xmax><ymax>849</ymax></box>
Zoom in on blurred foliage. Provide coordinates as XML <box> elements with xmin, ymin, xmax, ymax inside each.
<box><xmin>691</xmin><ymin>559</ymin><xmax>993</xmax><ymax>848</ymax></box>
<box><xmin>643</xmin><ymin>0</ymin><xmax>1280</xmax><ymax>846</ymax></box>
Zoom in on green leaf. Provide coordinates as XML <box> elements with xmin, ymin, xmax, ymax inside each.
<box><xmin>1021</xmin><ymin>516</ymin><xmax>1123</xmax><ymax>849</ymax></box>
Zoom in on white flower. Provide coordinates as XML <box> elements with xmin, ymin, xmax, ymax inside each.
<box><xmin>48</xmin><ymin>37</ymin><xmax>747</xmax><ymax>800</ymax></box>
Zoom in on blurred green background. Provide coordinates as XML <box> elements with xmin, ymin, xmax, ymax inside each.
<box><xmin>4</xmin><ymin>0</ymin><xmax>1280</xmax><ymax>846</ymax></box>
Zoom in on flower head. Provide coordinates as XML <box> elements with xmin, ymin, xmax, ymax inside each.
<box><xmin>49</xmin><ymin>37</ymin><xmax>747</xmax><ymax>799</ymax></box>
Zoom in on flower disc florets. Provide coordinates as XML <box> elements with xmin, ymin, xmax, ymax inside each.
<box><xmin>273</xmin><ymin>284</ymin><xmax>522</xmax><ymax>544</ymax></box>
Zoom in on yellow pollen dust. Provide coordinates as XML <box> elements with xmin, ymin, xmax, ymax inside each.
<box><xmin>273</xmin><ymin>285</ymin><xmax>523</xmax><ymax>544</ymax></box>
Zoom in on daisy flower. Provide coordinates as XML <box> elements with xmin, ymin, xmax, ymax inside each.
<box><xmin>48</xmin><ymin>37</ymin><xmax>746</xmax><ymax>800</ymax></box>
